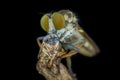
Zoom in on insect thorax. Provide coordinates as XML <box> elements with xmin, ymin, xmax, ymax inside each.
<box><xmin>42</xmin><ymin>34</ymin><xmax>62</xmax><ymax>56</ymax></box>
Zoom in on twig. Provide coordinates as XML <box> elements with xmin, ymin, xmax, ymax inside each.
<box><xmin>36</xmin><ymin>61</ymin><xmax>77</xmax><ymax>80</ymax></box>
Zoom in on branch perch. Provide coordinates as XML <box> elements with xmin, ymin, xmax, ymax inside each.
<box><xmin>36</xmin><ymin>61</ymin><xmax>77</xmax><ymax>80</ymax></box>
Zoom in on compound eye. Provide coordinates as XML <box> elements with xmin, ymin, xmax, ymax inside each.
<box><xmin>52</xmin><ymin>12</ymin><xmax>65</xmax><ymax>30</ymax></box>
<box><xmin>40</xmin><ymin>14</ymin><xmax>49</xmax><ymax>32</ymax></box>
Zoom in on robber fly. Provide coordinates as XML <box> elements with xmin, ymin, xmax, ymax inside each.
<box><xmin>37</xmin><ymin>15</ymin><xmax>67</xmax><ymax>68</ymax></box>
<box><xmin>37</xmin><ymin>10</ymin><xmax>100</xmax><ymax>76</ymax></box>
<box><xmin>37</xmin><ymin>16</ymin><xmax>81</xmax><ymax>75</ymax></box>
<box><xmin>40</xmin><ymin>10</ymin><xmax>100</xmax><ymax>57</ymax></box>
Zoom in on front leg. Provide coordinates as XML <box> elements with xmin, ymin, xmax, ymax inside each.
<box><xmin>66</xmin><ymin>57</ymin><xmax>76</xmax><ymax>77</ymax></box>
<box><xmin>61</xmin><ymin>50</ymin><xmax>77</xmax><ymax>58</ymax></box>
<box><xmin>60</xmin><ymin>51</ymin><xmax>77</xmax><ymax>77</ymax></box>
<box><xmin>37</xmin><ymin>36</ymin><xmax>44</xmax><ymax>48</ymax></box>
<box><xmin>47</xmin><ymin>54</ymin><xmax>61</xmax><ymax>74</ymax></box>
<box><xmin>47</xmin><ymin>54</ymin><xmax>56</xmax><ymax>68</ymax></box>
<box><xmin>61</xmin><ymin>43</ymin><xmax>84</xmax><ymax>77</ymax></box>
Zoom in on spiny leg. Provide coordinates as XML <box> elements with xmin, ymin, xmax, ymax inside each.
<box><xmin>62</xmin><ymin>42</ymin><xmax>84</xmax><ymax>58</ymax></box>
<box><xmin>47</xmin><ymin>54</ymin><xmax>56</xmax><ymax>68</ymax></box>
<box><xmin>56</xmin><ymin>57</ymin><xmax>62</xmax><ymax>74</ymax></box>
<box><xmin>48</xmin><ymin>55</ymin><xmax>61</xmax><ymax>74</ymax></box>
<box><xmin>62</xmin><ymin>51</ymin><xmax>77</xmax><ymax>77</ymax></box>
<box><xmin>36</xmin><ymin>37</ymin><xmax>45</xmax><ymax>59</ymax></box>
<box><xmin>62</xmin><ymin>50</ymin><xmax>77</xmax><ymax>58</ymax></box>
<box><xmin>61</xmin><ymin>43</ymin><xmax>84</xmax><ymax>77</ymax></box>
<box><xmin>62</xmin><ymin>42</ymin><xmax>84</xmax><ymax>53</ymax></box>
<box><xmin>66</xmin><ymin>57</ymin><xmax>76</xmax><ymax>77</ymax></box>
<box><xmin>51</xmin><ymin>57</ymin><xmax>62</xmax><ymax>74</ymax></box>
<box><xmin>37</xmin><ymin>36</ymin><xmax>44</xmax><ymax>48</ymax></box>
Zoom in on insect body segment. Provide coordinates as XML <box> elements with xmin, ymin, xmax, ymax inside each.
<box><xmin>37</xmin><ymin>34</ymin><xmax>80</xmax><ymax>76</ymax></box>
<box><xmin>37</xmin><ymin>33</ymin><xmax>66</xmax><ymax>68</ymax></box>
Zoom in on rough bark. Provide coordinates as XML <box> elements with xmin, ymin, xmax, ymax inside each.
<box><xmin>36</xmin><ymin>61</ymin><xmax>77</xmax><ymax>80</ymax></box>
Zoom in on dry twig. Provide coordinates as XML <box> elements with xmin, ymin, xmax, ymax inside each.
<box><xmin>36</xmin><ymin>61</ymin><xmax>77</xmax><ymax>80</ymax></box>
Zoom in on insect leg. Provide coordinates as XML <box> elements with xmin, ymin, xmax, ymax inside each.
<box><xmin>47</xmin><ymin>54</ymin><xmax>56</xmax><ymax>68</ymax></box>
<box><xmin>52</xmin><ymin>57</ymin><xmax>62</xmax><ymax>74</ymax></box>
<box><xmin>36</xmin><ymin>37</ymin><xmax>45</xmax><ymax>59</ymax></box>
<box><xmin>61</xmin><ymin>51</ymin><xmax>77</xmax><ymax>77</ymax></box>
<box><xmin>61</xmin><ymin>50</ymin><xmax>77</xmax><ymax>58</ymax></box>
<box><xmin>37</xmin><ymin>36</ymin><xmax>44</xmax><ymax>48</ymax></box>
<box><xmin>66</xmin><ymin>57</ymin><xmax>76</xmax><ymax>77</ymax></box>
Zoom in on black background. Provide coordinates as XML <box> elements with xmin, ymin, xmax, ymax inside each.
<box><xmin>31</xmin><ymin>1</ymin><xmax>115</xmax><ymax>80</ymax></box>
<box><xmin>4</xmin><ymin>0</ymin><xmax>117</xmax><ymax>80</ymax></box>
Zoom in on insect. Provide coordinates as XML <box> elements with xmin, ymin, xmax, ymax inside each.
<box><xmin>37</xmin><ymin>15</ymin><xmax>85</xmax><ymax>77</ymax></box>
<box><xmin>37</xmin><ymin>10</ymin><xmax>100</xmax><ymax>76</ymax></box>
<box><xmin>36</xmin><ymin>18</ymin><xmax>81</xmax><ymax>75</ymax></box>
<box><xmin>40</xmin><ymin>9</ymin><xmax>100</xmax><ymax>57</ymax></box>
<box><xmin>36</xmin><ymin>33</ymin><xmax>65</xmax><ymax>68</ymax></box>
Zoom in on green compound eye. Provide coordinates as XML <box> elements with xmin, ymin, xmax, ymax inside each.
<box><xmin>40</xmin><ymin>14</ymin><xmax>49</xmax><ymax>32</ymax></box>
<box><xmin>52</xmin><ymin>12</ymin><xmax>65</xmax><ymax>30</ymax></box>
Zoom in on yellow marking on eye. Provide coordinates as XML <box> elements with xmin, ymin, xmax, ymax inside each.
<box><xmin>40</xmin><ymin>14</ymin><xmax>49</xmax><ymax>32</ymax></box>
<box><xmin>52</xmin><ymin>12</ymin><xmax>65</xmax><ymax>30</ymax></box>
